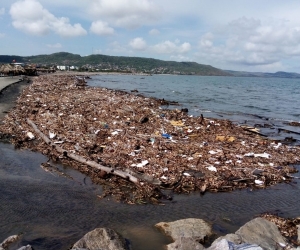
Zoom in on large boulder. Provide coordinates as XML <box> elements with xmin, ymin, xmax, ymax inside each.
<box><xmin>167</xmin><ymin>237</ymin><xmax>205</xmax><ymax>250</ymax></box>
<box><xmin>210</xmin><ymin>233</ymin><xmax>243</xmax><ymax>245</ymax></box>
<box><xmin>235</xmin><ymin>217</ymin><xmax>287</xmax><ymax>249</ymax></box>
<box><xmin>71</xmin><ymin>228</ymin><xmax>130</xmax><ymax>250</ymax></box>
<box><xmin>0</xmin><ymin>234</ymin><xmax>32</xmax><ymax>250</ymax></box>
<box><xmin>155</xmin><ymin>218</ymin><xmax>212</xmax><ymax>250</ymax></box>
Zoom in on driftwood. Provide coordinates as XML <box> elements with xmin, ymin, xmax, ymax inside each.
<box><xmin>27</xmin><ymin>119</ymin><xmax>139</xmax><ymax>184</ymax></box>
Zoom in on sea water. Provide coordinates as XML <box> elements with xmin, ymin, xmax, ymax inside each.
<box><xmin>89</xmin><ymin>74</ymin><xmax>300</xmax><ymax>142</ymax></box>
<box><xmin>1</xmin><ymin>74</ymin><xmax>300</xmax><ymax>249</ymax></box>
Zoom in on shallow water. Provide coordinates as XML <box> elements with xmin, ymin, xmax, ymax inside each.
<box><xmin>1</xmin><ymin>74</ymin><xmax>300</xmax><ymax>249</ymax></box>
<box><xmin>1</xmin><ymin>142</ymin><xmax>300</xmax><ymax>249</ymax></box>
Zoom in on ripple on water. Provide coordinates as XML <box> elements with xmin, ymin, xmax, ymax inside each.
<box><xmin>1</xmin><ymin>142</ymin><xmax>300</xmax><ymax>250</ymax></box>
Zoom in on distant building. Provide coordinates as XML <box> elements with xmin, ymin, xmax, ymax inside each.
<box><xmin>57</xmin><ymin>65</ymin><xmax>67</xmax><ymax>70</ymax></box>
<box><xmin>57</xmin><ymin>65</ymin><xmax>78</xmax><ymax>71</ymax></box>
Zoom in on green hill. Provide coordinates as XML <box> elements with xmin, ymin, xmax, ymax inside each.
<box><xmin>0</xmin><ymin>52</ymin><xmax>231</xmax><ymax>76</ymax></box>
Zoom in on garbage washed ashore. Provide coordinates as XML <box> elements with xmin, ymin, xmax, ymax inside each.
<box><xmin>0</xmin><ymin>74</ymin><xmax>299</xmax><ymax>204</ymax></box>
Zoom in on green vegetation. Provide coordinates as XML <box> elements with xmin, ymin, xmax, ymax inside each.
<box><xmin>3</xmin><ymin>52</ymin><xmax>299</xmax><ymax>77</ymax></box>
<box><xmin>0</xmin><ymin>52</ymin><xmax>231</xmax><ymax>76</ymax></box>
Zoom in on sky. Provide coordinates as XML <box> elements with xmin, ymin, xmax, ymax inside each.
<box><xmin>1</xmin><ymin>0</ymin><xmax>300</xmax><ymax>73</ymax></box>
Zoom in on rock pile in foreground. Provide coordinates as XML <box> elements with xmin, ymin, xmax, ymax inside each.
<box><xmin>0</xmin><ymin>74</ymin><xmax>299</xmax><ymax>203</ymax></box>
<box><xmin>2</xmin><ymin>216</ymin><xmax>299</xmax><ymax>249</ymax></box>
<box><xmin>155</xmin><ymin>217</ymin><xmax>300</xmax><ymax>249</ymax></box>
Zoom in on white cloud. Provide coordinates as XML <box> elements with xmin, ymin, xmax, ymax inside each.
<box><xmin>196</xmin><ymin>16</ymin><xmax>300</xmax><ymax>70</ymax></box>
<box><xmin>90</xmin><ymin>21</ymin><xmax>114</xmax><ymax>36</ymax></box>
<box><xmin>47</xmin><ymin>43</ymin><xmax>62</xmax><ymax>48</ymax></box>
<box><xmin>149</xmin><ymin>28</ymin><xmax>160</xmax><ymax>36</ymax></box>
<box><xmin>10</xmin><ymin>0</ymin><xmax>87</xmax><ymax>37</ymax></box>
<box><xmin>152</xmin><ymin>40</ymin><xmax>191</xmax><ymax>54</ymax></box>
<box><xmin>199</xmin><ymin>33</ymin><xmax>214</xmax><ymax>48</ymax></box>
<box><xmin>170</xmin><ymin>55</ymin><xmax>191</xmax><ymax>62</ymax></box>
<box><xmin>88</xmin><ymin>0</ymin><xmax>161</xmax><ymax>29</ymax></box>
<box><xmin>129</xmin><ymin>37</ymin><xmax>147</xmax><ymax>51</ymax></box>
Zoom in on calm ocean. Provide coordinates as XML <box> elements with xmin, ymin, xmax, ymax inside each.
<box><xmin>89</xmin><ymin>74</ymin><xmax>300</xmax><ymax>142</ymax></box>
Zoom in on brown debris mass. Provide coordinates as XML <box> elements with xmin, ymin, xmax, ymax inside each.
<box><xmin>260</xmin><ymin>213</ymin><xmax>300</xmax><ymax>245</ymax></box>
<box><xmin>0</xmin><ymin>74</ymin><xmax>299</xmax><ymax>204</ymax></box>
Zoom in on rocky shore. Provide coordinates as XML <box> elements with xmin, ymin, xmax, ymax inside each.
<box><xmin>0</xmin><ymin>74</ymin><xmax>299</xmax><ymax>204</ymax></box>
<box><xmin>2</xmin><ymin>216</ymin><xmax>299</xmax><ymax>249</ymax></box>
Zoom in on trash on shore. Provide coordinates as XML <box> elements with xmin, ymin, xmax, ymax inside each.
<box><xmin>0</xmin><ymin>74</ymin><xmax>299</xmax><ymax>204</ymax></box>
<box><xmin>259</xmin><ymin>213</ymin><xmax>300</xmax><ymax>244</ymax></box>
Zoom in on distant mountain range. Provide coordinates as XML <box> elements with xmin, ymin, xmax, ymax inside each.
<box><xmin>224</xmin><ymin>70</ymin><xmax>300</xmax><ymax>78</ymax></box>
<box><xmin>1</xmin><ymin>52</ymin><xmax>300</xmax><ymax>78</ymax></box>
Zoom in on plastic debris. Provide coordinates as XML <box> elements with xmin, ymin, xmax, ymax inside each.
<box><xmin>255</xmin><ymin>179</ymin><xmax>264</xmax><ymax>185</ymax></box>
<box><xmin>206</xmin><ymin>166</ymin><xmax>217</xmax><ymax>172</ymax></box>
<box><xmin>26</xmin><ymin>132</ymin><xmax>35</xmax><ymax>140</ymax></box>
<box><xmin>254</xmin><ymin>153</ymin><xmax>271</xmax><ymax>158</ymax></box>
<box><xmin>162</xmin><ymin>133</ymin><xmax>172</xmax><ymax>139</ymax></box>
<box><xmin>216</xmin><ymin>135</ymin><xmax>235</xmax><ymax>142</ymax></box>
<box><xmin>1</xmin><ymin>74</ymin><xmax>299</xmax><ymax>204</ymax></box>
<box><xmin>244</xmin><ymin>152</ymin><xmax>270</xmax><ymax>158</ymax></box>
<box><xmin>136</xmin><ymin>160</ymin><xmax>149</xmax><ymax>168</ymax></box>
<box><xmin>170</xmin><ymin>120</ymin><xmax>185</xmax><ymax>126</ymax></box>
<box><xmin>49</xmin><ymin>131</ymin><xmax>56</xmax><ymax>139</ymax></box>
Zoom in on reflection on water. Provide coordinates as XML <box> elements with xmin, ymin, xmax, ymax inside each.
<box><xmin>1</xmin><ymin>142</ymin><xmax>300</xmax><ymax>250</ymax></box>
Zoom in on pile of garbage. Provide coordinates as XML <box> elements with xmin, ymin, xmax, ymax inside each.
<box><xmin>1</xmin><ymin>74</ymin><xmax>299</xmax><ymax>204</ymax></box>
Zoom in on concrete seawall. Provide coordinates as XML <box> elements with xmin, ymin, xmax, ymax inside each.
<box><xmin>0</xmin><ymin>77</ymin><xmax>23</xmax><ymax>93</ymax></box>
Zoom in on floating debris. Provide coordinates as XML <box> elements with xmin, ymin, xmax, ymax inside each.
<box><xmin>259</xmin><ymin>213</ymin><xmax>300</xmax><ymax>244</ymax></box>
<box><xmin>0</xmin><ymin>74</ymin><xmax>299</xmax><ymax>204</ymax></box>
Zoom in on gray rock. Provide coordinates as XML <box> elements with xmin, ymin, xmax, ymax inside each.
<box><xmin>167</xmin><ymin>237</ymin><xmax>204</xmax><ymax>250</ymax></box>
<box><xmin>155</xmin><ymin>218</ymin><xmax>212</xmax><ymax>250</ymax></box>
<box><xmin>155</xmin><ymin>218</ymin><xmax>212</xmax><ymax>242</ymax></box>
<box><xmin>17</xmin><ymin>245</ymin><xmax>33</xmax><ymax>250</ymax></box>
<box><xmin>212</xmin><ymin>233</ymin><xmax>242</xmax><ymax>245</ymax></box>
<box><xmin>71</xmin><ymin>228</ymin><xmax>130</xmax><ymax>250</ymax></box>
<box><xmin>207</xmin><ymin>239</ymin><xmax>263</xmax><ymax>250</ymax></box>
<box><xmin>235</xmin><ymin>217</ymin><xmax>287</xmax><ymax>249</ymax></box>
<box><xmin>0</xmin><ymin>234</ymin><xmax>22</xmax><ymax>249</ymax></box>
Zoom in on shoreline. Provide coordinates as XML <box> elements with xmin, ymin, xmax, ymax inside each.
<box><xmin>1</xmin><ymin>73</ymin><xmax>299</xmax><ymax>204</ymax></box>
<box><xmin>1</xmin><ymin>73</ymin><xmax>300</xmax><ymax>249</ymax></box>
<box><xmin>0</xmin><ymin>76</ymin><xmax>32</xmax><ymax>123</ymax></box>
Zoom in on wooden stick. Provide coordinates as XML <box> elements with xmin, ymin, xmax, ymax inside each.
<box><xmin>27</xmin><ymin>118</ymin><xmax>139</xmax><ymax>184</ymax></box>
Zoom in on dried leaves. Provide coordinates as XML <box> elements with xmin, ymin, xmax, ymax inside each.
<box><xmin>0</xmin><ymin>74</ymin><xmax>300</xmax><ymax>204</ymax></box>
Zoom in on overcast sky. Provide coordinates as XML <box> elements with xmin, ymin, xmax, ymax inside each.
<box><xmin>1</xmin><ymin>0</ymin><xmax>300</xmax><ymax>73</ymax></box>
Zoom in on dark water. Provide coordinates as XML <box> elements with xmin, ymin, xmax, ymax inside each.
<box><xmin>1</xmin><ymin>75</ymin><xmax>300</xmax><ymax>249</ymax></box>
<box><xmin>1</xmin><ymin>142</ymin><xmax>300</xmax><ymax>250</ymax></box>
<box><xmin>89</xmin><ymin>74</ymin><xmax>300</xmax><ymax>142</ymax></box>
